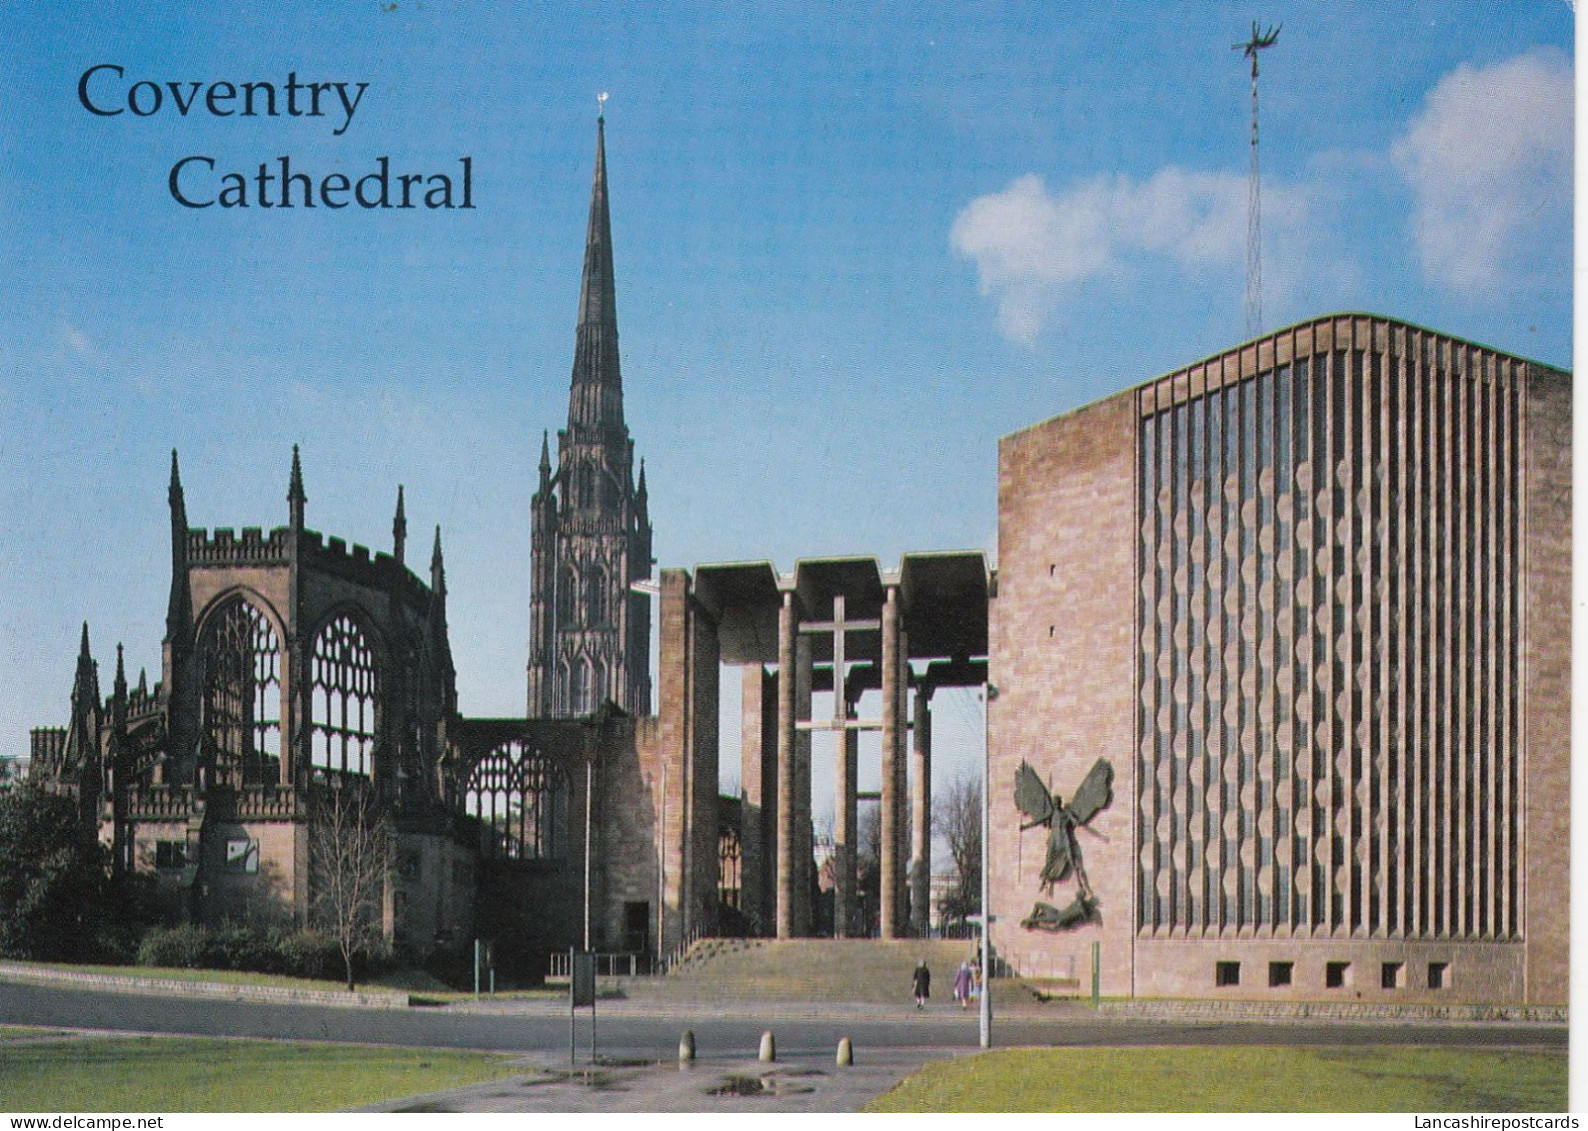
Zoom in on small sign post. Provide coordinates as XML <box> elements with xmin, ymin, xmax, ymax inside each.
<box><xmin>1091</xmin><ymin>941</ymin><xmax>1101</xmax><ymax>1007</ymax></box>
<box><xmin>570</xmin><ymin>949</ymin><xmax>597</xmax><ymax>1068</ymax></box>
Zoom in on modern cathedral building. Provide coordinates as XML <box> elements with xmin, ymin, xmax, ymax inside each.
<box><xmin>989</xmin><ymin>314</ymin><xmax>1569</xmax><ymax>1006</ymax></box>
<box><xmin>24</xmin><ymin>118</ymin><xmax>1569</xmax><ymax>1006</ymax></box>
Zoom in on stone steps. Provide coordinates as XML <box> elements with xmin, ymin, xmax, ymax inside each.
<box><xmin>628</xmin><ymin>938</ymin><xmax>982</xmax><ymax>1005</ymax></box>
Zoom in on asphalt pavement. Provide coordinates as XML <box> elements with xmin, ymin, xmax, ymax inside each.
<box><xmin>0</xmin><ymin>981</ymin><xmax>1567</xmax><ymax>1112</ymax></box>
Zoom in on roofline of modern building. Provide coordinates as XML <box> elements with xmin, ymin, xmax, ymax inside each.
<box><xmin>1004</xmin><ymin>309</ymin><xmax>1572</xmax><ymax>442</ymax></box>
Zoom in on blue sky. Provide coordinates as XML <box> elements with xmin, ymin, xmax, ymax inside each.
<box><xmin>0</xmin><ymin>2</ymin><xmax>1572</xmax><ymax>805</ymax></box>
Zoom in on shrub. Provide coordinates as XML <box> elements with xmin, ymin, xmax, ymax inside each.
<box><xmin>136</xmin><ymin>923</ymin><xmax>210</xmax><ymax>969</ymax></box>
<box><xmin>0</xmin><ymin>785</ymin><xmax>109</xmax><ymax>961</ymax></box>
<box><xmin>135</xmin><ymin>923</ymin><xmax>345</xmax><ymax>980</ymax></box>
<box><xmin>273</xmin><ymin>929</ymin><xmax>339</xmax><ymax>980</ymax></box>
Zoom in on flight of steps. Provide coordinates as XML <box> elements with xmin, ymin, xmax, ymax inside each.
<box><xmin>623</xmin><ymin>937</ymin><xmax>982</xmax><ymax>1005</ymax></box>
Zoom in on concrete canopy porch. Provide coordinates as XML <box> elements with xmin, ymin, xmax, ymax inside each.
<box><xmin>656</xmin><ymin>551</ymin><xmax>990</xmax><ymax>949</ymax></box>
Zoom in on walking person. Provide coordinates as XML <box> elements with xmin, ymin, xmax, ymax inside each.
<box><xmin>911</xmin><ymin>958</ymin><xmax>931</xmax><ymax>1010</ymax></box>
<box><xmin>953</xmin><ymin>960</ymin><xmax>972</xmax><ymax>1009</ymax></box>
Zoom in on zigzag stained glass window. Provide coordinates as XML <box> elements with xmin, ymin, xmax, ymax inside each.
<box><xmin>1135</xmin><ymin>331</ymin><xmax>1521</xmax><ymax>941</ymax></box>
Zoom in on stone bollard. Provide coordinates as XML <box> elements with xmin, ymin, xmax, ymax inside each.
<box><xmin>836</xmin><ymin>1037</ymin><xmax>853</xmax><ymax>1067</ymax></box>
<box><xmin>758</xmin><ymin>1030</ymin><xmax>776</xmax><ymax>1062</ymax></box>
<box><xmin>679</xmin><ymin>1030</ymin><xmax>695</xmax><ymax>1064</ymax></box>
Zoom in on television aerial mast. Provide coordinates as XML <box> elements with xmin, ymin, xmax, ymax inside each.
<box><xmin>1234</xmin><ymin>21</ymin><xmax>1280</xmax><ymax>338</ymax></box>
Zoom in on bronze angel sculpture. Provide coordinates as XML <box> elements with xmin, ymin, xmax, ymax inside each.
<box><xmin>1015</xmin><ymin>757</ymin><xmax>1113</xmax><ymax>931</ymax></box>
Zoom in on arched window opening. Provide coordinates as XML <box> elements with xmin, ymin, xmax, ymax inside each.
<box><xmin>585</xmin><ymin>568</ymin><xmax>607</xmax><ymax>626</ymax></box>
<box><xmin>310</xmin><ymin>614</ymin><xmax>378</xmax><ymax>780</ymax></box>
<box><xmin>589</xmin><ymin>658</ymin><xmax>607</xmax><ymax>711</ymax></box>
<box><xmin>569</xmin><ymin>658</ymin><xmax>591</xmax><ymax>716</ymax></box>
<box><xmin>199</xmin><ymin>598</ymin><xmax>281</xmax><ymax>786</ymax></box>
<box><xmin>463</xmin><ymin>743</ymin><xmax>568</xmax><ymax>860</ymax></box>
<box><xmin>718</xmin><ymin>826</ymin><xmax>743</xmax><ymax>910</ymax></box>
<box><xmin>558</xmin><ymin>565</ymin><xmax>579</xmax><ymax>628</ymax></box>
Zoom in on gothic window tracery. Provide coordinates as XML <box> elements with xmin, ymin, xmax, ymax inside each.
<box><xmin>463</xmin><ymin>742</ymin><xmax>568</xmax><ymax>860</ymax></box>
<box><xmin>198</xmin><ymin>597</ymin><xmax>281</xmax><ymax>786</ymax></box>
<box><xmin>310</xmin><ymin>613</ymin><xmax>379</xmax><ymax>780</ymax></box>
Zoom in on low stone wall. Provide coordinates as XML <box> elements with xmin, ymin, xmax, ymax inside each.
<box><xmin>0</xmin><ymin>962</ymin><xmax>412</xmax><ymax>1010</ymax></box>
<box><xmin>1098</xmin><ymin>998</ymin><xmax>1566</xmax><ymax>1024</ymax></box>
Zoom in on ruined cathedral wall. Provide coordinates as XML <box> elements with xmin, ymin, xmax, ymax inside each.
<box><xmin>186</xmin><ymin>541</ymin><xmax>291</xmax><ymax>641</ymax></box>
<box><xmin>392</xmin><ymin>828</ymin><xmax>476</xmax><ymax>959</ymax></box>
<box><xmin>199</xmin><ymin>817</ymin><xmax>303</xmax><ymax>929</ymax></box>
<box><xmin>599</xmin><ymin>714</ymin><xmax>660</xmax><ymax>953</ymax></box>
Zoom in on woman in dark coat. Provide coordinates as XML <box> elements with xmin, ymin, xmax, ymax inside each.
<box><xmin>912</xmin><ymin>959</ymin><xmax>931</xmax><ymax>1010</ymax></box>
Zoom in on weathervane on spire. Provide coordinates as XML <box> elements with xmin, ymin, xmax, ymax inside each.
<box><xmin>597</xmin><ymin>91</ymin><xmax>608</xmax><ymax>121</ymax></box>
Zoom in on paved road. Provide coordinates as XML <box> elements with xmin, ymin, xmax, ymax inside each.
<box><xmin>0</xmin><ymin>982</ymin><xmax>1565</xmax><ymax>1060</ymax></box>
<box><xmin>3</xmin><ymin>984</ymin><xmax>1565</xmax><ymax>1113</ymax></box>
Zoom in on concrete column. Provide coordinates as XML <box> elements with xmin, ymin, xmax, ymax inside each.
<box><xmin>775</xmin><ymin>592</ymin><xmax>797</xmax><ymax>938</ymax></box>
<box><xmin>895</xmin><ymin>628</ymin><xmax>909</xmax><ymax>932</ymax></box>
<box><xmin>880</xmin><ymin>586</ymin><xmax>902</xmax><ymax>938</ymax></box>
<box><xmin>794</xmin><ymin>633</ymin><xmax>813</xmax><ymax>935</ymax></box>
<box><xmin>657</xmin><ymin>569</ymin><xmax>693</xmax><ymax>956</ymax></box>
<box><xmin>834</xmin><ymin>686</ymin><xmax>857</xmax><ymax>938</ymax></box>
<box><xmin>910</xmin><ymin>685</ymin><xmax>932</xmax><ymax>937</ymax></box>
<box><xmin>686</xmin><ymin>600</ymin><xmax>721</xmax><ymax>940</ymax></box>
<box><xmin>741</xmin><ymin>665</ymin><xmax>776</xmax><ymax>934</ymax></box>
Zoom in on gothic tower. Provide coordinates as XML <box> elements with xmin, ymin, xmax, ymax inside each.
<box><xmin>527</xmin><ymin>114</ymin><xmax>653</xmax><ymax>718</ymax></box>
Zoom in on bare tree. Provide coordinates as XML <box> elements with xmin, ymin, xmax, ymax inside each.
<box><xmin>854</xmin><ymin>801</ymin><xmax>882</xmax><ymax>936</ymax></box>
<box><xmin>936</xmin><ymin>770</ymin><xmax>982</xmax><ymax>931</ymax></box>
<box><xmin>310</xmin><ymin>785</ymin><xmax>393</xmax><ymax>991</ymax></box>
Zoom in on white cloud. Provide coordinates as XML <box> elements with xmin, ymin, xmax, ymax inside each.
<box><xmin>1391</xmin><ymin>49</ymin><xmax>1573</xmax><ymax>296</ymax></box>
<box><xmin>61</xmin><ymin>322</ymin><xmax>98</xmax><ymax>361</ymax></box>
<box><xmin>951</xmin><ymin>168</ymin><xmax>1306</xmax><ymax>344</ymax></box>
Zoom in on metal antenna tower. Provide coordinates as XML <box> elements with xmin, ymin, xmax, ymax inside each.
<box><xmin>1234</xmin><ymin>21</ymin><xmax>1280</xmax><ymax>337</ymax></box>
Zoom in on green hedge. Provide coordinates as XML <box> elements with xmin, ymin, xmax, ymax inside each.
<box><xmin>136</xmin><ymin>924</ymin><xmax>345</xmax><ymax>980</ymax></box>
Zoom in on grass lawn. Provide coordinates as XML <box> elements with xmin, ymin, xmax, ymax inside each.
<box><xmin>0</xmin><ymin>1027</ymin><xmax>66</xmax><ymax>1042</ymax></box>
<box><xmin>0</xmin><ymin>1035</ymin><xmax>522</xmax><ymax>1112</ymax></box>
<box><xmin>865</xmin><ymin>1045</ymin><xmax>1567</xmax><ymax>1113</ymax></box>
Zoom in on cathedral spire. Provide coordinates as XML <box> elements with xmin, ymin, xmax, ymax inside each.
<box><xmin>166</xmin><ymin>450</ymin><xmax>191</xmax><ymax>643</ymax></box>
<box><xmin>430</xmin><ymin>525</ymin><xmax>446</xmax><ymax>597</ymax></box>
<box><xmin>72</xmin><ymin>623</ymin><xmax>99</xmax><ymax>720</ymax></box>
<box><xmin>429</xmin><ymin>525</ymin><xmax>449</xmax><ymax>636</ymax></box>
<box><xmin>393</xmin><ymin>485</ymin><xmax>407</xmax><ymax>566</ymax></box>
<box><xmin>528</xmin><ymin>110</ymin><xmax>652</xmax><ymax>719</ymax></box>
<box><xmin>65</xmin><ymin>622</ymin><xmax>101</xmax><ymax>793</ymax></box>
<box><xmin>288</xmin><ymin>445</ymin><xmax>306</xmax><ymax>530</ymax></box>
<box><xmin>567</xmin><ymin>112</ymin><xmax>624</xmax><ymax>437</ymax></box>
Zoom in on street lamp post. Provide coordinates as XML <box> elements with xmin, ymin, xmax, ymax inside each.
<box><xmin>980</xmin><ymin>682</ymin><xmax>998</xmax><ymax>1049</ymax></box>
